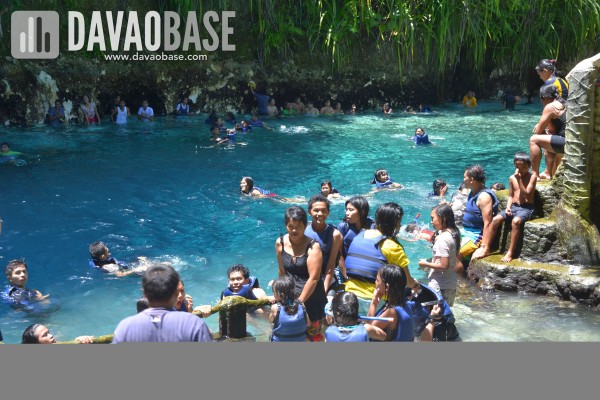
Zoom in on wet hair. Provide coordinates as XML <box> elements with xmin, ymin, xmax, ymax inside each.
<box><xmin>344</xmin><ymin>196</ymin><xmax>371</xmax><ymax>230</ymax></box>
<box><xmin>465</xmin><ymin>165</ymin><xmax>486</xmax><ymax>183</ymax></box>
<box><xmin>5</xmin><ymin>259</ymin><xmax>27</xmax><ymax>278</ymax></box>
<box><xmin>535</xmin><ymin>59</ymin><xmax>557</xmax><ymax>74</ymax></box>
<box><xmin>377</xmin><ymin>264</ymin><xmax>406</xmax><ymax>306</ymax></box>
<box><xmin>432</xmin><ymin>204</ymin><xmax>461</xmax><ymax>254</ymax></box>
<box><xmin>89</xmin><ymin>241</ymin><xmax>109</xmax><ymax>260</ymax></box>
<box><xmin>405</xmin><ymin>223</ymin><xmax>418</xmax><ymax>233</ymax></box>
<box><xmin>241</xmin><ymin>176</ymin><xmax>254</xmax><ymax>192</ymax></box>
<box><xmin>227</xmin><ymin>264</ymin><xmax>250</xmax><ymax>280</ymax></box>
<box><xmin>375</xmin><ymin>202</ymin><xmax>404</xmax><ymax>237</ymax></box>
<box><xmin>514</xmin><ymin>151</ymin><xmax>531</xmax><ymax>166</ymax></box>
<box><xmin>458</xmin><ymin>182</ymin><xmax>466</xmax><ymax>191</ymax></box>
<box><xmin>284</xmin><ymin>206</ymin><xmax>308</xmax><ymax>227</ymax></box>
<box><xmin>371</xmin><ymin>169</ymin><xmax>389</xmax><ymax>184</ymax></box>
<box><xmin>539</xmin><ymin>84</ymin><xmax>566</xmax><ymax>105</ymax></box>
<box><xmin>308</xmin><ymin>194</ymin><xmax>331</xmax><ymax>211</ymax></box>
<box><xmin>136</xmin><ymin>297</ymin><xmax>150</xmax><ymax>313</ymax></box>
<box><xmin>491</xmin><ymin>182</ymin><xmax>506</xmax><ymax>191</ymax></box>
<box><xmin>415</xmin><ymin>127</ymin><xmax>425</xmax><ymax>134</ymax></box>
<box><xmin>332</xmin><ymin>291</ymin><xmax>360</xmax><ymax>326</ymax></box>
<box><xmin>141</xmin><ymin>264</ymin><xmax>181</xmax><ymax>303</ymax></box>
<box><xmin>432</xmin><ymin>179</ymin><xmax>447</xmax><ymax>196</ymax></box>
<box><xmin>272</xmin><ymin>276</ymin><xmax>299</xmax><ymax>316</ymax></box>
<box><xmin>22</xmin><ymin>324</ymin><xmax>42</xmax><ymax>344</ymax></box>
<box><xmin>1</xmin><ymin>141</ymin><xmax>10</xmax><ymax>147</ymax></box>
<box><xmin>321</xmin><ymin>180</ymin><xmax>333</xmax><ymax>192</ymax></box>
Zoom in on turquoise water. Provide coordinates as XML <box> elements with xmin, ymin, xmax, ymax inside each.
<box><xmin>2</xmin><ymin>101</ymin><xmax>600</xmax><ymax>342</ymax></box>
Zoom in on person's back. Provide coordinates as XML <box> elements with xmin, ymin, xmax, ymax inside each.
<box><xmin>112</xmin><ymin>307</ymin><xmax>211</xmax><ymax>342</ymax></box>
<box><xmin>112</xmin><ymin>264</ymin><xmax>212</xmax><ymax>343</ymax></box>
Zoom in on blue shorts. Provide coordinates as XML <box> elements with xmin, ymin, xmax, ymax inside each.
<box><xmin>500</xmin><ymin>203</ymin><xmax>535</xmax><ymax>222</ymax></box>
<box><xmin>550</xmin><ymin>135</ymin><xmax>565</xmax><ymax>154</ymax></box>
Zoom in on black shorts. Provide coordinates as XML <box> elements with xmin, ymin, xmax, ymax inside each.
<box><xmin>550</xmin><ymin>135</ymin><xmax>565</xmax><ymax>154</ymax></box>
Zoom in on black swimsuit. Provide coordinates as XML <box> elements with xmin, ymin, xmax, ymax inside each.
<box><xmin>280</xmin><ymin>235</ymin><xmax>326</xmax><ymax>321</ymax></box>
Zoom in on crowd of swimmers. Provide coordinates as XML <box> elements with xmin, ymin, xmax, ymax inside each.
<box><xmin>0</xmin><ymin>59</ymin><xmax>569</xmax><ymax>342</ymax></box>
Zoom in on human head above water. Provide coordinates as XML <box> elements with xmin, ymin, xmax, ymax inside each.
<box><xmin>0</xmin><ymin>142</ymin><xmax>9</xmax><ymax>151</ymax></box>
<box><xmin>432</xmin><ymin>178</ymin><xmax>447</xmax><ymax>196</ymax></box>
<box><xmin>320</xmin><ymin>180</ymin><xmax>333</xmax><ymax>196</ymax></box>
<box><xmin>89</xmin><ymin>241</ymin><xmax>109</xmax><ymax>260</ymax></box>
<box><xmin>375</xmin><ymin>202</ymin><xmax>404</xmax><ymax>237</ymax></box>
<box><xmin>372</xmin><ymin>169</ymin><xmax>389</xmax><ymax>184</ymax></box>
<box><xmin>22</xmin><ymin>323</ymin><xmax>56</xmax><ymax>344</ymax></box>
<box><xmin>415</xmin><ymin>127</ymin><xmax>425</xmax><ymax>136</ymax></box>
<box><xmin>240</xmin><ymin>176</ymin><xmax>254</xmax><ymax>193</ymax></box>
<box><xmin>5</xmin><ymin>259</ymin><xmax>28</xmax><ymax>287</ymax></box>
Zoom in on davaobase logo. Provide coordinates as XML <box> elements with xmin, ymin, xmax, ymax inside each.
<box><xmin>11</xmin><ymin>11</ymin><xmax>60</xmax><ymax>59</ymax></box>
<box><xmin>11</xmin><ymin>10</ymin><xmax>236</xmax><ymax>60</ymax></box>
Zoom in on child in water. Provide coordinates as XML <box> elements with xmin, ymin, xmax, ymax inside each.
<box><xmin>88</xmin><ymin>241</ymin><xmax>149</xmax><ymax>277</ymax></box>
<box><xmin>269</xmin><ymin>276</ymin><xmax>311</xmax><ymax>342</ymax></box>
<box><xmin>371</xmin><ymin>169</ymin><xmax>403</xmax><ymax>189</ymax></box>
<box><xmin>412</xmin><ymin>127</ymin><xmax>432</xmax><ymax>145</ymax></box>
<box><xmin>324</xmin><ymin>291</ymin><xmax>386</xmax><ymax>342</ymax></box>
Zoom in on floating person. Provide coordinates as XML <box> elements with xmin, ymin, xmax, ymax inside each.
<box><xmin>80</xmin><ymin>95</ymin><xmax>101</xmax><ymax>125</ymax></box>
<box><xmin>238</xmin><ymin>120</ymin><xmax>252</xmax><ymax>133</ymax></box>
<box><xmin>324</xmin><ymin>291</ymin><xmax>386</xmax><ymax>342</ymax></box>
<box><xmin>462</xmin><ymin>91</ymin><xmax>477</xmax><ymax>108</ymax></box>
<box><xmin>275</xmin><ymin>206</ymin><xmax>327</xmax><ymax>341</ymax></box>
<box><xmin>430</xmin><ymin>178</ymin><xmax>448</xmax><ymax>197</ymax></box>
<box><xmin>490</xmin><ymin>182</ymin><xmax>506</xmax><ymax>191</ymax></box>
<box><xmin>371</xmin><ymin>169</ymin><xmax>403</xmax><ymax>189</ymax></box>
<box><xmin>366</xmin><ymin>264</ymin><xmax>415</xmax><ymax>341</ymax></box>
<box><xmin>46</xmin><ymin>99</ymin><xmax>65</xmax><ymax>127</ymax></box>
<box><xmin>137</xmin><ymin>99</ymin><xmax>154</xmax><ymax>122</ymax></box>
<box><xmin>239</xmin><ymin>176</ymin><xmax>277</xmax><ymax>198</ymax></box>
<box><xmin>419</xmin><ymin>103</ymin><xmax>432</xmax><ymax>113</ymax></box>
<box><xmin>418</xmin><ymin>204</ymin><xmax>460</xmax><ymax>306</ymax></box>
<box><xmin>21</xmin><ymin>323</ymin><xmax>95</xmax><ymax>344</ymax></box>
<box><xmin>269</xmin><ymin>276</ymin><xmax>311</xmax><ymax>342</ymax></box>
<box><xmin>209</xmin><ymin>125</ymin><xmax>228</xmax><ymax>145</ymax></box>
<box><xmin>412</xmin><ymin>127</ymin><xmax>432</xmax><ymax>145</ymax></box>
<box><xmin>382</xmin><ymin>102</ymin><xmax>393</xmax><ymax>114</ymax></box>
<box><xmin>0</xmin><ymin>142</ymin><xmax>28</xmax><ymax>166</ymax></box>
<box><xmin>2</xmin><ymin>259</ymin><xmax>51</xmax><ymax>311</ymax></box>
<box><xmin>249</xmin><ymin>113</ymin><xmax>273</xmax><ymax>130</ymax></box>
<box><xmin>319</xmin><ymin>180</ymin><xmax>341</xmax><ymax>199</ymax></box>
<box><xmin>111</xmin><ymin>100</ymin><xmax>131</xmax><ymax>124</ymax></box>
<box><xmin>205</xmin><ymin>109</ymin><xmax>218</xmax><ymax>125</ymax></box>
<box><xmin>405</xmin><ymin>105</ymin><xmax>417</xmax><ymax>114</ymax></box>
<box><xmin>175</xmin><ymin>97</ymin><xmax>190</xmax><ymax>115</ymax></box>
<box><xmin>88</xmin><ymin>241</ymin><xmax>150</xmax><ymax>277</ymax></box>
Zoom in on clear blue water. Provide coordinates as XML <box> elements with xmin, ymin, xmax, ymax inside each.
<box><xmin>2</xmin><ymin>101</ymin><xmax>600</xmax><ymax>342</ymax></box>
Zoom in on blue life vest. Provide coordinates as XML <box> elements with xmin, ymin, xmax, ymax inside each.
<box><xmin>226</xmin><ymin>131</ymin><xmax>236</xmax><ymax>143</ymax></box>
<box><xmin>375</xmin><ymin>179</ymin><xmax>395</xmax><ymax>189</ymax></box>
<box><xmin>253</xmin><ymin>186</ymin><xmax>271</xmax><ymax>195</ymax></box>
<box><xmin>89</xmin><ymin>257</ymin><xmax>128</xmax><ymax>271</ymax></box>
<box><xmin>176</xmin><ymin>103</ymin><xmax>189</xmax><ymax>115</ymax></box>
<box><xmin>305</xmin><ymin>223</ymin><xmax>336</xmax><ymax>277</ymax></box>
<box><xmin>325</xmin><ymin>324</ymin><xmax>369</xmax><ymax>342</ymax></box>
<box><xmin>462</xmin><ymin>189</ymin><xmax>499</xmax><ymax>230</ymax></box>
<box><xmin>376</xmin><ymin>303</ymin><xmax>414</xmax><ymax>342</ymax></box>
<box><xmin>0</xmin><ymin>155</ymin><xmax>17</xmax><ymax>164</ymax></box>
<box><xmin>1</xmin><ymin>285</ymin><xmax>37</xmax><ymax>306</ymax></box>
<box><xmin>250</xmin><ymin>120</ymin><xmax>263</xmax><ymax>127</ymax></box>
<box><xmin>337</xmin><ymin>218</ymin><xmax>374</xmax><ymax>257</ymax></box>
<box><xmin>221</xmin><ymin>279</ymin><xmax>258</xmax><ymax>300</ymax></box>
<box><xmin>345</xmin><ymin>231</ymin><xmax>388</xmax><ymax>282</ymax></box>
<box><xmin>271</xmin><ymin>303</ymin><xmax>307</xmax><ymax>342</ymax></box>
<box><xmin>413</xmin><ymin>134</ymin><xmax>431</xmax><ymax>145</ymax></box>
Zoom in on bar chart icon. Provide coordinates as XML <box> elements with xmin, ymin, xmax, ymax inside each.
<box><xmin>11</xmin><ymin>11</ymin><xmax>59</xmax><ymax>59</ymax></box>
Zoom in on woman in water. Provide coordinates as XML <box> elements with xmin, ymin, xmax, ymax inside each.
<box><xmin>275</xmin><ymin>206</ymin><xmax>327</xmax><ymax>341</ymax></box>
<box><xmin>371</xmin><ymin>169</ymin><xmax>403</xmax><ymax>189</ymax></box>
<box><xmin>240</xmin><ymin>176</ymin><xmax>276</xmax><ymax>197</ymax></box>
<box><xmin>80</xmin><ymin>95</ymin><xmax>101</xmax><ymax>125</ymax></box>
<box><xmin>320</xmin><ymin>180</ymin><xmax>341</xmax><ymax>199</ymax></box>
<box><xmin>412</xmin><ymin>127</ymin><xmax>432</xmax><ymax>145</ymax></box>
<box><xmin>529</xmin><ymin>84</ymin><xmax>567</xmax><ymax>179</ymax></box>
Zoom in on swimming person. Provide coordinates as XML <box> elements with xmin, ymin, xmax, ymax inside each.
<box><xmin>320</xmin><ymin>180</ymin><xmax>341</xmax><ymax>199</ymax></box>
<box><xmin>371</xmin><ymin>169</ymin><xmax>403</xmax><ymax>189</ymax></box>
<box><xmin>430</xmin><ymin>178</ymin><xmax>448</xmax><ymax>197</ymax></box>
<box><xmin>88</xmin><ymin>241</ymin><xmax>149</xmax><ymax>277</ymax></box>
<box><xmin>21</xmin><ymin>323</ymin><xmax>95</xmax><ymax>344</ymax></box>
<box><xmin>412</xmin><ymin>127</ymin><xmax>432</xmax><ymax>145</ymax></box>
<box><xmin>240</xmin><ymin>176</ymin><xmax>276</xmax><ymax>198</ymax></box>
<box><xmin>2</xmin><ymin>260</ymin><xmax>49</xmax><ymax>309</ymax></box>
